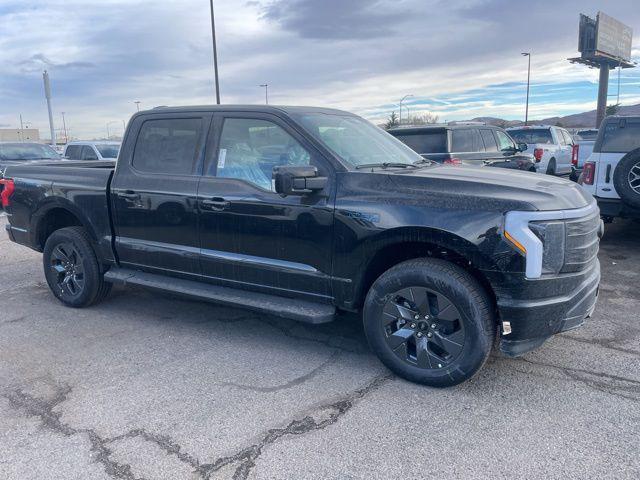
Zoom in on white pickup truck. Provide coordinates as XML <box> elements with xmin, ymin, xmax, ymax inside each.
<box><xmin>579</xmin><ymin>116</ymin><xmax>640</xmax><ymax>221</ymax></box>
<box><xmin>507</xmin><ymin>126</ymin><xmax>575</xmax><ymax>176</ymax></box>
<box><xmin>570</xmin><ymin>129</ymin><xmax>598</xmax><ymax>181</ymax></box>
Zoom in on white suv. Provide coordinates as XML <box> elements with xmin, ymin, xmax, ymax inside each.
<box><xmin>579</xmin><ymin>116</ymin><xmax>640</xmax><ymax>221</ymax></box>
<box><xmin>507</xmin><ymin>126</ymin><xmax>575</xmax><ymax>176</ymax></box>
<box><xmin>63</xmin><ymin>141</ymin><xmax>120</xmax><ymax>161</ymax></box>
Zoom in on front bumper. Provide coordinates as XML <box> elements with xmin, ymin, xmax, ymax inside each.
<box><xmin>484</xmin><ymin>260</ymin><xmax>600</xmax><ymax>356</ymax></box>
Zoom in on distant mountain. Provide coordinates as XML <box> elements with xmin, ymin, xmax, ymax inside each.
<box><xmin>470</xmin><ymin>103</ymin><xmax>640</xmax><ymax>129</ymax></box>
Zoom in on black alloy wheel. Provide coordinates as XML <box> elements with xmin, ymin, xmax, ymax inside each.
<box><xmin>49</xmin><ymin>242</ymin><xmax>85</xmax><ymax>300</ymax></box>
<box><xmin>382</xmin><ymin>287</ymin><xmax>465</xmax><ymax>370</ymax></box>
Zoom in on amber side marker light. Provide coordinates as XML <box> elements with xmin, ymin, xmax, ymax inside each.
<box><xmin>504</xmin><ymin>230</ymin><xmax>527</xmax><ymax>255</ymax></box>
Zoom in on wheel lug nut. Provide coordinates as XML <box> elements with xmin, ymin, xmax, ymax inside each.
<box><xmin>410</xmin><ymin>323</ymin><xmax>416</xmax><ymax>329</ymax></box>
<box><xmin>414</xmin><ymin>315</ymin><xmax>419</xmax><ymax>320</ymax></box>
<box><xmin>431</xmin><ymin>323</ymin><xmax>437</xmax><ymax>329</ymax></box>
<box><xmin>416</xmin><ymin>332</ymin><xmax>423</xmax><ymax>338</ymax></box>
<box><xmin>424</xmin><ymin>315</ymin><xmax>430</xmax><ymax>320</ymax></box>
<box><xmin>427</xmin><ymin>332</ymin><xmax>433</xmax><ymax>338</ymax></box>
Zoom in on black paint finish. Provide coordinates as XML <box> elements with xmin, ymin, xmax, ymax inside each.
<box><xmin>2</xmin><ymin>105</ymin><xmax>598</xmax><ymax>356</ymax></box>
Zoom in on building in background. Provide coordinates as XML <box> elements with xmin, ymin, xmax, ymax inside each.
<box><xmin>0</xmin><ymin>128</ymin><xmax>41</xmax><ymax>142</ymax></box>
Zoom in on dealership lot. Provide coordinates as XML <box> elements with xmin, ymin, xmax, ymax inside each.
<box><xmin>0</xmin><ymin>216</ymin><xmax>638</xmax><ymax>480</ymax></box>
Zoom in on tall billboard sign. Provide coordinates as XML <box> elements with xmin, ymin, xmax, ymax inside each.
<box><xmin>596</xmin><ymin>12</ymin><xmax>633</xmax><ymax>62</ymax></box>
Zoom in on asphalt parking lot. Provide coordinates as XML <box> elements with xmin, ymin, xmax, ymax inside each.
<box><xmin>1</xmin><ymin>215</ymin><xmax>639</xmax><ymax>480</ymax></box>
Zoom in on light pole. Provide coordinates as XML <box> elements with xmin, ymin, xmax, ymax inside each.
<box><xmin>209</xmin><ymin>0</ymin><xmax>221</xmax><ymax>104</ymax></box>
<box><xmin>522</xmin><ymin>52</ymin><xmax>531</xmax><ymax>125</ymax></box>
<box><xmin>106</xmin><ymin>121</ymin><xmax>120</xmax><ymax>139</ymax></box>
<box><xmin>399</xmin><ymin>94</ymin><xmax>413</xmax><ymax>124</ymax></box>
<box><xmin>61</xmin><ymin>112</ymin><xmax>68</xmax><ymax>144</ymax></box>
<box><xmin>259</xmin><ymin>84</ymin><xmax>269</xmax><ymax>104</ymax></box>
<box><xmin>134</xmin><ymin>101</ymin><xmax>141</xmax><ymax>112</ymax></box>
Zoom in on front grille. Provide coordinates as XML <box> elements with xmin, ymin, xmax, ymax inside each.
<box><xmin>561</xmin><ymin>210</ymin><xmax>601</xmax><ymax>273</ymax></box>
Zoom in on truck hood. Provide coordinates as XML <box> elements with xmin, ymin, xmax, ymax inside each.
<box><xmin>386</xmin><ymin>164</ymin><xmax>592</xmax><ymax>211</ymax></box>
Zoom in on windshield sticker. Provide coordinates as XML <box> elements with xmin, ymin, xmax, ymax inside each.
<box><xmin>218</xmin><ymin>149</ymin><xmax>227</xmax><ymax>169</ymax></box>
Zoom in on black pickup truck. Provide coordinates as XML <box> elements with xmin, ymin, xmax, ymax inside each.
<box><xmin>1</xmin><ymin>106</ymin><xmax>602</xmax><ymax>387</ymax></box>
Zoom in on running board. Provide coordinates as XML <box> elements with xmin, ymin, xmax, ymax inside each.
<box><xmin>104</xmin><ymin>268</ymin><xmax>335</xmax><ymax>324</ymax></box>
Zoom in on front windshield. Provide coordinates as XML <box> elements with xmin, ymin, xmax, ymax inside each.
<box><xmin>0</xmin><ymin>143</ymin><xmax>61</xmax><ymax>161</ymax></box>
<box><xmin>96</xmin><ymin>144</ymin><xmax>120</xmax><ymax>158</ymax></box>
<box><xmin>294</xmin><ymin>113</ymin><xmax>423</xmax><ymax>167</ymax></box>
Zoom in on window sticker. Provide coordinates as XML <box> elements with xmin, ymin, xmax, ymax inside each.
<box><xmin>218</xmin><ymin>148</ymin><xmax>227</xmax><ymax>169</ymax></box>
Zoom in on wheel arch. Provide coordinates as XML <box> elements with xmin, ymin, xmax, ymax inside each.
<box><xmin>351</xmin><ymin>226</ymin><xmax>499</xmax><ymax>313</ymax></box>
<box><xmin>31</xmin><ymin>199</ymin><xmax>98</xmax><ymax>252</ymax></box>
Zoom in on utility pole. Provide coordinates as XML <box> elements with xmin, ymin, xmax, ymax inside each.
<box><xmin>522</xmin><ymin>52</ymin><xmax>531</xmax><ymax>125</ymax></box>
<box><xmin>61</xmin><ymin>112</ymin><xmax>68</xmax><ymax>143</ymax></box>
<box><xmin>43</xmin><ymin>70</ymin><xmax>56</xmax><ymax>147</ymax></box>
<box><xmin>259</xmin><ymin>84</ymin><xmax>269</xmax><ymax>104</ymax></box>
<box><xmin>134</xmin><ymin>101</ymin><xmax>141</xmax><ymax>112</ymax></box>
<box><xmin>19</xmin><ymin>114</ymin><xmax>24</xmax><ymax>142</ymax></box>
<box><xmin>209</xmin><ymin>0</ymin><xmax>221</xmax><ymax>104</ymax></box>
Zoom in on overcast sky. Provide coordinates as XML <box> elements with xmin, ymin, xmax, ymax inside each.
<box><xmin>1</xmin><ymin>0</ymin><xmax>639</xmax><ymax>139</ymax></box>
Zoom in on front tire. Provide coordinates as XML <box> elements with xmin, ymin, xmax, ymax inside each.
<box><xmin>363</xmin><ymin>258</ymin><xmax>495</xmax><ymax>387</ymax></box>
<box><xmin>43</xmin><ymin>226</ymin><xmax>111</xmax><ymax>308</ymax></box>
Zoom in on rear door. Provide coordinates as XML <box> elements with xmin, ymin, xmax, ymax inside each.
<box><xmin>110</xmin><ymin>112</ymin><xmax>211</xmax><ymax>277</ymax></box>
<box><xmin>80</xmin><ymin>146</ymin><xmax>99</xmax><ymax>161</ymax></box>
<box><xmin>197</xmin><ymin>112</ymin><xmax>335</xmax><ymax>300</ymax></box>
<box><xmin>450</xmin><ymin>128</ymin><xmax>484</xmax><ymax>165</ymax></box>
<box><xmin>557</xmin><ymin>129</ymin><xmax>574</xmax><ymax>173</ymax></box>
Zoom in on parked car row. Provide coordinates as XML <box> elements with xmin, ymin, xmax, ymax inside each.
<box><xmin>0</xmin><ymin>105</ymin><xmax>603</xmax><ymax>388</ymax></box>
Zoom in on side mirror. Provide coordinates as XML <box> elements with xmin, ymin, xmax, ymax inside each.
<box><xmin>273</xmin><ymin>165</ymin><xmax>327</xmax><ymax>196</ymax></box>
<box><xmin>517</xmin><ymin>143</ymin><xmax>528</xmax><ymax>152</ymax></box>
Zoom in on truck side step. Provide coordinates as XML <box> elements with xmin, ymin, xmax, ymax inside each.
<box><xmin>104</xmin><ymin>268</ymin><xmax>336</xmax><ymax>324</ymax></box>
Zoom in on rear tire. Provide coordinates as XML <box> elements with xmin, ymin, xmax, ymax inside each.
<box><xmin>43</xmin><ymin>227</ymin><xmax>111</xmax><ymax>308</ymax></box>
<box><xmin>613</xmin><ymin>149</ymin><xmax>640</xmax><ymax>209</ymax></box>
<box><xmin>363</xmin><ymin>258</ymin><xmax>495</xmax><ymax>387</ymax></box>
<box><xmin>546</xmin><ymin>158</ymin><xmax>557</xmax><ymax>176</ymax></box>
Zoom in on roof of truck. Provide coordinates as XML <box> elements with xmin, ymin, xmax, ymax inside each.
<box><xmin>140</xmin><ymin>105</ymin><xmax>354</xmax><ymax>116</ymax></box>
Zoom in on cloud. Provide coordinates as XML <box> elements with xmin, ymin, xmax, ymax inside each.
<box><xmin>0</xmin><ymin>0</ymin><xmax>639</xmax><ymax>138</ymax></box>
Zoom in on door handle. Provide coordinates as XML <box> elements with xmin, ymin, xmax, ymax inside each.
<box><xmin>201</xmin><ymin>197</ymin><xmax>230</xmax><ymax>211</ymax></box>
<box><xmin>120</xmin><ymin>190</ymin><xmax>139</xmax><ymax>199</ymax></box>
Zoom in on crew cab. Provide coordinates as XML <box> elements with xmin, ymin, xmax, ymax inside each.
<box><xmin>1</xmin><ymin>106</ymin><xmax>602</xmax><ymax>387</ymax></box>
<box><xmin>388</xmin><ymin>123</ymin><xmax>536</xmax><ymax>171</ymax></box>
<box><xmin>579</xmin><ymin>116</ymin><xmax>640</xmax><ymax>221</ymax></box>
<box><xmin>507</xmin><ymin>126</ymin><xmax>575</xmax><ymax>176</ymax></box>
<box><xmin>64</xmin><ymin>141</ymin><xmax>121</xmax><ymax>161</ymax></box>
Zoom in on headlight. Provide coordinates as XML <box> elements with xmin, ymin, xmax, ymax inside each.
<box><xmin>503</xmin><ymin>202</ymin><xmax>598</xmax><ymax>279</ymax></box>
<box><xmin>529</xmin><ymin>221</ymin><xmax>565</xmax><ymax>275</ymax></box>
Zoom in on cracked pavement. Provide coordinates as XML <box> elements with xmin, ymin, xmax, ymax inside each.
<box><xmin>1</xmin><ymin>217</ymin><xmax>639</xmax><ymax>479</ymax></box>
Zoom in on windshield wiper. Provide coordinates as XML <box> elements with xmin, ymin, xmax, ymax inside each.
<box><xmin>355</xmin><ymin>162</ymin><xmax>419</xmax><ymax>170</ymax></box>
<box><xmin>413</xmin><ymin>158</ymin><xmax>435</xmax><ymax>166</ymax></box>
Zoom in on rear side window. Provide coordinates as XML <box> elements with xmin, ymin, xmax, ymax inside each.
<box><xmin>132</xmin><ymin>118</ymin><xmax>202</xmax><ymax>175</ymax></box>
<box><xmin>81</xmin><ymin>146</ymin><xmax>98</xmax><ymax>160</ymax></box>
<box><xmin>392</xmin><ymin>131</ymin><xmax>447</xmax><ymax>153</ymax></box>
<box><xmin>65</xmin><ymin>145</ymin><xmax>82</xmax><ymax>159</ymax></box>
<box><xmin>508</xmin><ymin>129</ymin><xmax>554</xmax><ymax>145</ymax></box>
<box><xmin>479</xmin><ymin>130</ymin><xmax>499</xmax><ymax>152</ymax></box>
<box><xmin>600</xmin><ymin>119</ymin><xmax>640</xmax><ymax>153</ymax></box>
<box><xmin>451</xmin><ymin>128</ymin><xmax>482</xmax><ymax>152</ymax></box>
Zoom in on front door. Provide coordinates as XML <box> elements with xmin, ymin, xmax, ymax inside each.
<box><xmin>110</xmin><ymin>113</ymin><xmax>210</xmax><ymax>278</ymax></box>
<box><xmin>197</xmin><ymin>113</ymin><xmax>335</xmax><ymax>301</ymax></box>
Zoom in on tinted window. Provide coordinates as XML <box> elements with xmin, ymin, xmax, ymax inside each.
<box><xmin>65</xmin><ymin>145</ymin><xmax>82</xmax><ymax>159</ymax></box>
<box><xmin>215</xmin><ymin>118</ymin><xmax>311</xmax><ymax>191</ymax></box>
<box><xmin>96</xmin><ymin>144</ymin><xmax>120</xmax><ymax>158</ymax></box>
<box><xmin>480</xmin><ymin>130</ymin><xmax>499</xmax><ymax>152</ymax></box>
<box><xmin>451</xmin><ymin>128</ymin><xmax>482</xmax><ymax>152</ymax></box>
<box><xmin>507</xmin><ymin>129</ymin><xmax>554</xmax><ymax>145</ymax></box>
<box><xmin>81</xmin><ymin>146</ymin><xmax>99</xmax><ymax>160</ymax></box>
<box><xmin>495</xmin><ymin>131</ymin><xmax>515</xmax><ymax>151</ymax></box>
<box><xmin>600</xmin><ymin>119</ymin><xmax>640</xmax><ymax>153</ymax></box>
<box><xmin>577</xmin><ymin>130</ymin><xmax>598</xmax><ymax>141</ymax></box>
<box><xmin>0</xmin><ymin>143</ymin><xmax>60</xmax><ymax>161</ymax></box>
<box><xmin>133</xmin><ymin>118</ymin><xmax>202</xmax><ymax>174</ymax></box>
<box><xmin>392</xmin><ymin>130</ymin><xmax>447</xmax><ymax>153</ymax></box>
